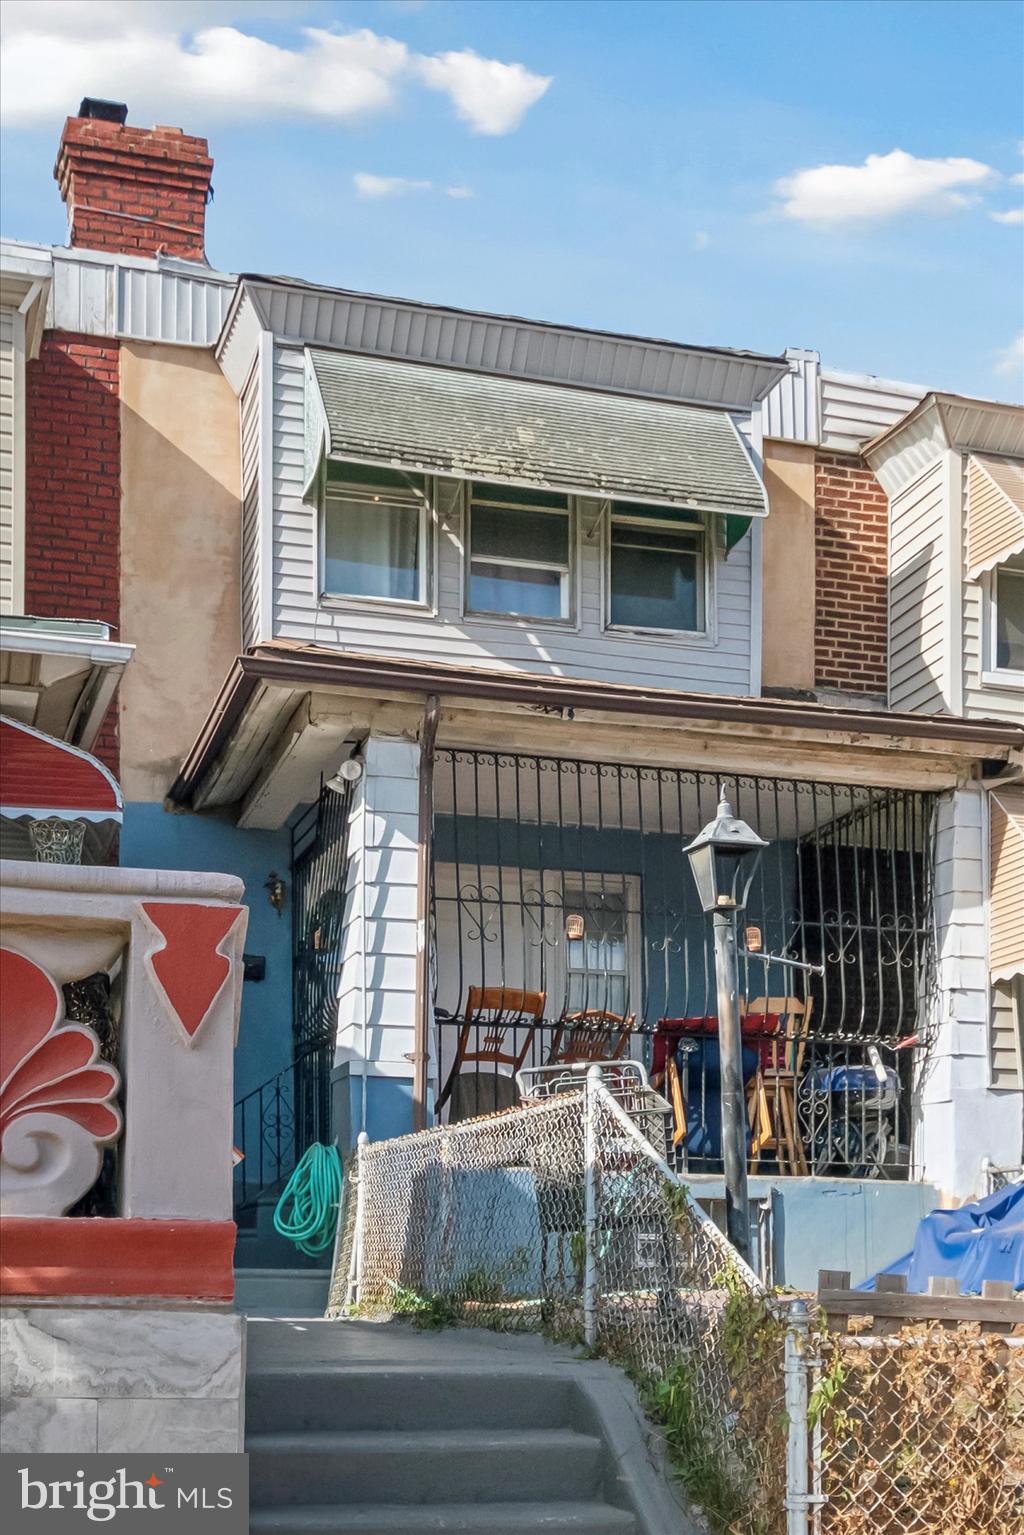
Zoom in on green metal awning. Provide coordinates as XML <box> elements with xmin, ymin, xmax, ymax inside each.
<box><xmin>304</xmin><ymin>348</ymin><xmax>768</xmax><ymax>528</ymax></box>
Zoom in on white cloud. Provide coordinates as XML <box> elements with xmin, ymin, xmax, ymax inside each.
<box><xmin>354</xmin><ymin>173</ymin><xmax>432</xmax><ymax>199</ymax></box>
<box><xmin>0</xmin><ymin>5</ymin><xmax>550</xmax><ymax>137</ymax></box>
<box><xmin>776</xmin><ymin>149</ymin><xmax>995</xmax><ymax>223</ymax></box>
<box><xmin>994</xmin><ymin>334</ymin><xmax>1024</xmax><ymax>378</ymax></box>
<box><xmin>1010</xmin><ymin>172</ymin><xmax>1024</xmax><ymax>186</ymax></box>
<box><xmin>691</xmin><ymin>231</ymin><xmax>710</xmax><ymax>251</ymax></box>
<box><xmin>415</xmin><ymin>49</ymin><xmax>551</xmax><ymax>135</ymax></box>
<box><xmin>991</xmin><ymin>208</ymin><xmax>1024</xmax><ymax>225</ymax></box>
<box><xmin>1</xmin><ymin>21</ymin><xmax>409</xmax><ymax>126</ymax></box>
<box><xmin>354</xmin><ymin>174</ymin><xmax>474</xmax><ymax>201</ymax></box>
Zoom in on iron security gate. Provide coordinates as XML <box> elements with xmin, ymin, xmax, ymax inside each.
<box><xmin>430</xmin><ymin>750</ymin><xmax>936</xmax><ymax>1177</ymax></box>
<box><xmin>291</xmin><ymin>777</ymin><xmax>355</xmax><ymax>1155</ymax></box>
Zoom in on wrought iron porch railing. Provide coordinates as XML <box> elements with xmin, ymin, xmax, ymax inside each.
<box><xmin>429</xmin><ymin>749</ymin><xmax>937</xmax><ymax>1179</ymax></box>
<box><xmin>432</xmin><ymin>1015</ymin><xmax>918</xmax><ymax>1178</ymax></box>
<box><xmin>233</xmin><ymin>1043</ymin><xmax>333</xmax><ymax>1214</ymax></box>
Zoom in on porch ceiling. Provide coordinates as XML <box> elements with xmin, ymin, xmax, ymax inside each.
<box><xmin>168</xmin><ymin>644</ymin><xmax>1024</xmax><ymax>819</ymax></box>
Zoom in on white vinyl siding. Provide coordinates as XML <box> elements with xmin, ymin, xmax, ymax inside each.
<box><xmin>270</xmin><ymin>345</ymin><xmax>755</xmax><ymax>692</ymax></box>
<box><xmin>888</xmin><ymin>459</ymin><xmax>948</xmax><ymax>712</ymax></box>
<box><xmin>239</xmin><ymin>355</ymin><xmax>262</xmax><ymax>649</ymax></box>
<box><xmin>963</xmin><ymin>457</ymin><xmax>1024</xmax><ymax>719</ymax></box>
<box><xmin>0</xmin><ymin>304</ymin><xmax>22</xmax><ymax>615</ymax></box>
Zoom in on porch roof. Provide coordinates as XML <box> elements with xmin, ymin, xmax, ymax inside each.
<box><xmin>168</xmin><ymin>643</ymin><xmax>1024</xmax><ymax>821</ymax></box>
<box><xmin>304</xmin><ymin>347</ymin><xmax>768</xmax><ymax>518</ymax></box>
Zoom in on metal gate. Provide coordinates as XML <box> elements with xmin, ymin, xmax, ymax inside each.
<box><xmin>291</xmin><ymin>777</ymin><xmax>355</xmax><ymax>1154</ymax></box>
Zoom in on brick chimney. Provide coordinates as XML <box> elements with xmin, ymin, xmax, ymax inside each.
<box><xmin>54</xmin><ymin>98</ymin><xmax>213</xmax><ymax>262</ymax></box>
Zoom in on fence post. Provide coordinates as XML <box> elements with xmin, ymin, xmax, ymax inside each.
<box><xmin>347</xmin><ymin>1130</ymin><xmax>370</xmax><ymax>1311</ymax></box>
<box><xmin>784</xmin><ymin>1298</ymin><xmax>811</xmax><ymax>1535</ymax></box>
<box><xmin>584</xmin><ymin>1064</ymin><xmax>602</xmax><ymax>1349</ymax></box>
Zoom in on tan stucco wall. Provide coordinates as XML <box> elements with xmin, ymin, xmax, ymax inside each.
<box><xmin>762</xmin><ymin>440</ymin><xmax>817</xmax><ymax>690</ymax></box>
<box><xmin>119</xmin><ymin>343</ymin><xmax>240</xmax><ymax>802</ymax></box>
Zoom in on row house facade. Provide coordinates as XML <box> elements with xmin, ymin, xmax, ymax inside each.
<box><xmin>2</xmin><ymin>103</ymin><xmax>1022</xmax><ymax>1290</ymax></box>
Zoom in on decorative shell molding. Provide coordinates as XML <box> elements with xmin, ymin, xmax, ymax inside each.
<box><xmin>0</xmin><ymin>947</ymin><xmax>122</xmax><ymax>1216</ymax></box>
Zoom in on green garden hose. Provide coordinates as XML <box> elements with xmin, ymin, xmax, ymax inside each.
<box><xmin>273</xmin><ymin>1143</ymin><xmax>343</xmax><ymax>1258</ymax></box>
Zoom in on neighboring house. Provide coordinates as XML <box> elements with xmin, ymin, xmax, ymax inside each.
<box><xmin>0</xmin><ymin>101</ymin><xmax>291</xmax><ymax>1094</ymax></box>
<box><xmin>4</xmin><ymin>102</ymin><xmax>1022</xmax><ymax>1287</ymax></box>
<box><xmin>865</xmin><ymin>392</ymin><xmax>1024</xmax><ymax>1191</ymax></box>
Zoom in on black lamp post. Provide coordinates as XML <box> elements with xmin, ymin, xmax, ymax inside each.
<box><xmin>685</xmin><ymin>796</ymin><xmax>768</xmax><ymax>1268</ymax></box>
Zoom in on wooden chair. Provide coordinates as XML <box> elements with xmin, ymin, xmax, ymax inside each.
<box><xmin>546</xmin><ymin>1009</ymin><xmax>635</xmax><ymax>1066</ymax></box>
<box><xmin>436</xmin><ymin>986</ymin><xmax>545</xmax><ymax>1122</ymax></box>
<box><xmin>666</xmin><ymin>1054</ymin><xmax>688</xmax><ymax>1149</ymax></box>
<box><xmin>744</xmin><ymin>996</ymin><xmax>813</xmax><ymax>1176</ymax></box>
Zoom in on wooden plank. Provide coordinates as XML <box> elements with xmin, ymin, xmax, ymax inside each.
<box><xmin>817</xmin><ymin>1289</ymin><xmax>1022</xmax><ymax>1325</ymax></box>
<box><xmin>981</xmin><ymin>1280</ymin><xmax>1016</xmax><ymax>1299</ymax></box>
<box><xmin>817</xmin><ymin>1269</ymin><xmax>851</xmax><ymax>1293</ymax></box>
<box><xmin>876</xmin><ymin>1274</ymin><xmax>907</xmax><ymax>1294</ymax></box>
<box><xmin>928</xmin><ymin>1276</ymin><xmax>961</xmax><ymax>1297</ymax></box>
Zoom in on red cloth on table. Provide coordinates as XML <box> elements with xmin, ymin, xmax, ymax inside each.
<box><xmin>653</xmin><ymin>1014</ymin><xmax>781</xmax><ymax>1074</ymax></box>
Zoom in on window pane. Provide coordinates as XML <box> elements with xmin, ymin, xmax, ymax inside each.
<box><xmin>326</xmin><ymin>461</ymin><xmax>425</xmax><ymax>494</ymax></box>
<box><xmin>996</xmin><ymin>571</ymin><xmax>1024</xmax><ymax>670</ymax></box>
<box><xmin>324</xmin><ymin>496</ymin><xmax>420</xmax><ymax>601</ymax></box>
<box><xmin>611</xmin><ymin>499</ymin><xmax>702</xmax><ymax>527</ymax></box>
<box><xmin>472</xmin><ymin>504</ymin><xmax>569</xmax><ymax>564</ymax></box>
<box><xmin>610</xmin><ymin>523</ymin><xmax>701</xmax><ymax>630</ymax></box>
<box><xmin>469</xmin><ymin>562</ymin><xmax>563</xmax><ymax>618</ymax></box>
<box><xmin>472</xmin><ymin>482</ymin><xmax>568</xmax><ymax>511</ymax></box>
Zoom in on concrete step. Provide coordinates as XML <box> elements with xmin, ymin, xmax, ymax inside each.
<box><xmin>235</xmin><ymin>1268</ymin><xmax>332</xmax><ymax>1318</ymax></box>
<box><xmin>248</xmin><ymin>1427</ymin><xmax>603</xmax><ymax>1508</ymax></box>
<box><xmin>246</xmin><ymin>1367</ymin><xmax>577</xmax><ymax>1435</ymax></box>
<box><xmin>249</xmin><ymin>1502</ymin><xmax>637</xmax><ymax>1533</ymax></box>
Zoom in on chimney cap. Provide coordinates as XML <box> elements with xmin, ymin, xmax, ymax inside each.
<box><xmin>78</xmin><ymin>98</ymin><xmax>128</xmax><ymax>124</ymax></box>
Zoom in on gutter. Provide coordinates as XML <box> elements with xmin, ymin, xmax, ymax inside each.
<box><xmin>169</xmin><ymin>647</ymin><xmax>1024</xmax><ymax>810</ymax></box>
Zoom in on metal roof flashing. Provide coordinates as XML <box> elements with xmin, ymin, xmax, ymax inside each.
<box><xmin>223</xmin><ymin>274</ymin><xmax>788</xmax><ymax>412</ymax></box>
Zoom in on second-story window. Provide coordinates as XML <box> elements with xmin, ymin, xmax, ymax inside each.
<box><xmin>466</xmin><ymin>483</ymin><xmax>573</xmax><ymax>621</ymax></box>
<box><xmin>608</xmin><ymin>506</ymin><xmax>706</xmax><ymax>633</ymax></box>
<box><xmin>995</xmin><ymin>559</ymin><xmax>1024</xmax><ymax>672</ymax></box>
<box><xmin>322</xmin><ymin>466</ymin><xmax>427</xmax><ymax>605</ymax></box>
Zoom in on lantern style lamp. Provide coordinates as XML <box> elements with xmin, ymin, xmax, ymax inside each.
<box><xmin>684</xmin><ymin>797</ymin><xmax>768</xmax><ymax>914</ymax></box>
<box><xmin>683</xmin><ymin>795</ymin><xmax>768</xmax><ymax>1270</ymax></box>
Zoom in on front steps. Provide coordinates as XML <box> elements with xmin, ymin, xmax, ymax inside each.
<box><xmin>234</xmin><ymin>1268</ymin><xmax>332</xmax><ymax>1318</ymax></box>
<box><xmin>245</xmin><ymin>1321</ymin><xmax>693</xmax><ymax>1535</ymax></box>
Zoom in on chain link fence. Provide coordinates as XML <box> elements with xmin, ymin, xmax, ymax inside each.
<box><xmin>328</xmin><ymin>1076</ymin><xmax>1023</xmax><ymax>1534</ymax></box>
<box><xmin>809</xmin><ymin>1329</ymin><xmax>1024</xmax><ymax>1534</ymax></box>
<box><xmin>329</xmin><ymin>1071</ymin><xmax>789</xmax><ymax>1532</ymax></box>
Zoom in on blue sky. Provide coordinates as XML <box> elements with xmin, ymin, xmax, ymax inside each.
<box><xmin>2</xmin><ymin>0</ymin><xmax>1022</xmax><ymax>397</ymax></box>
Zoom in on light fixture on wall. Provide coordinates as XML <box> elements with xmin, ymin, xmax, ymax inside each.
<box><xmin>264</xmin><ymin>871</ymin><xmax>286</xmax><ymax>917</ymax></box>
<box><xmin>327</xmin><ymin>757</ymin><xmax>364</xmax><ymax>794</ymax></box>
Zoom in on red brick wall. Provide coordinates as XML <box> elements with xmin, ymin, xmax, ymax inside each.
<box><xmin>24</xmin><ymin>332</ymin><xmax>121</xmax><ymax>771</ymax></box>
<box><xmin>814</xmin><ymin>452</ymin><xmax>889</xmax><ymax>695</ymax></box>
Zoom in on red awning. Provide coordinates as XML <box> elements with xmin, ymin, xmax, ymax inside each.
<box><xmin>0</xmin><ymin>717</ymin><xmax>122</xmax><ymax>822</ymax></box>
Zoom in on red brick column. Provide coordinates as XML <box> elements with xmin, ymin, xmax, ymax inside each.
<box><xmin>814</xmin><ymin>452</ymin><xmax>889</xmax><ymax>695</ymax></box>
<box><xmin>24</xmin><ymin>332</ymin><xmax>121</xmax><ymax>771</ymax></box>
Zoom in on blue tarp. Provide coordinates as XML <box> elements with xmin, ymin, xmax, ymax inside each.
<box><xmin>858</xmin><ymin>1182</ymin><xmax>1024</xmax><ymax>1293</ymax></box>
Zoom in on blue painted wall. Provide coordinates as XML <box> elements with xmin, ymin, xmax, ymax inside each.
<box><xmin>121</xmin><ymin>803</ymin><xmax>294</xmax><ymax>1101</ymax></box>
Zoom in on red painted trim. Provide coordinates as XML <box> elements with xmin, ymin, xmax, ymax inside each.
<box><xmin>0</xmin><ymin>1218</ymin><xmax>235</xmax><ymax>1300</ymax></box>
